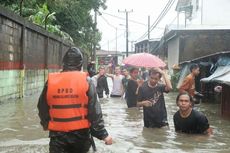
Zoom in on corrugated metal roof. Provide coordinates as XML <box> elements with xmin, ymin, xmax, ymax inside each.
<box><xmin>201</xmin><ymin>66</ymin><xmax>230</xmax><ymax>85</ymax></box>
<box><xmin>176</xmin><ymin>0</ymin><xmax>192</xmax><ymax>11</ymax></box>
<box><xmin>213</xmin><ymin>72</ymin><xmax>230</xmax><ymax>86</ymax></box>
<box><xmin>96</xmin><ymin>50</ymin><xmax>122</xmax><ymax>56</ymax></box>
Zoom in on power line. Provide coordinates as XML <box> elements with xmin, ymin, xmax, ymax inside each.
<box><xmin>136</xmin><ymin>0</ymin><xmax>174</xmax><ymax>41</ymax></box>
<box><xmin>100</xmin><ymin>13</ymin><xmax>164</xmax><ymax>30</ymax></box>
<box><xmin>100</xmin><ymin>32</ymin><xmax>124</xmax><ymax>47</ymax></box>
<box><xmin>149</xmin><ymin>0</ymin><xmax>176</xmax><ymax>32</ymax></box>
<box><xmin>118</xmin><ymin>9</ymin><xmax>133</xmax><ymax>57</ymax></box>
<box><xmin>101</xmin><ymin>11</ymin><xmax>147</xmax><ymax>26</ymax></box>
<box><xmin>100</xmin><ymin>15</ymin><xmax>117</xmax><ymax>29</ymax></box>
<box><xmin>135</xmin><ymin>0</ymin><xmax>176</xmax><ymax>42</ymax></box>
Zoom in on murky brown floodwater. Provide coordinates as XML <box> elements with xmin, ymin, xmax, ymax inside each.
<box><xmin>0</xmin><ymin>78</ymin><xmax>230</xmax><ymax>153</ymax></box>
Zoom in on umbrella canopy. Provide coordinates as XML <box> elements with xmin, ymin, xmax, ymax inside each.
<box><xmin>123</xmin><ymin>53</ymin><xmax>166</xmax><ymax>68</ymax></box>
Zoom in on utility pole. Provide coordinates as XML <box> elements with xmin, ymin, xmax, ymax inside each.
<box><xmin>118</xmin><ymin>9</ymin><xmax>133</xmax><ymax>57</ymax></box>
<box><xmin>148</xmin><ymin>16</ymin><xmax>150</xmax><ymax>40</ymax></box>
<box><xmin>115</xmin><ymin>27</ymin><xmax>117</xmax><ymax>53</ymax></box>
<box><xmin>93</xmin><ymin>10</ymin><xmax>97</xmax><ymax>63</ymax></box>
<box><xmin>147</xmin><ymin>16</ymin><xmax>150</xmax><ymax>53</ymax></box>
<box><xmin>115</xmin><ymin>27</ymin><xmax>118</xmax><ymax>63</ymax></box>
<box><xmin>201</xmin><ymin>0</ymin><xmax>203</xmax><ymax>25</ymax></box>
<box><xmin>130</xmin><ymin>41</ymin><xmax>136</xmax><ymax>52</ymax></box>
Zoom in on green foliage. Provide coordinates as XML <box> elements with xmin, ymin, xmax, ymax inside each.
<box><xmin>28</xmin><ymin>3</ymin><xmax>73</xmax><ymax>42</ymax></box>
<box><xmin>0</xmin><ymin>0</ymin><xmax>107</xmax><ymax>54</ymax></box>
<box><xmin>47</xmin><ymin>0</ymin><xmax>106</xmax><ymax>54</ymax></box>
<box><xmin>171</xmin><ymin>71</ymin><xmax>180</xmax><ymax>92</ymax></box>
<box><xmin>0</xmin><ymin>0</ymin><xmax>45</xmax><ymax>17</ymax></box>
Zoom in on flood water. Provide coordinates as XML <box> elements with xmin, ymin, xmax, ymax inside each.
<box><xmin>0</xmin><ymin>79</ymin><xmax>230</xmax><ymax>153</ymax></box>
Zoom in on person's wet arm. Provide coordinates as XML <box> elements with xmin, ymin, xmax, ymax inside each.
<box><xmin>197</xmin><ymin>114</ymin><xmax>212</xmax><ymax>135</ymax></box>
<box><xmin>155</xmin><ymin>68</ymin><xmax>172</xmax><ymax>92</ymax></box>
<box><xmin>162</xmin><ymin>72</ymin><xmax>172</xmax><ymax>91</ymax></box>
<box><xmin>179</xmin><ymin>77</ymin><xmax>190</xmax><ymax>93</ymax></box>
<box><xmin>173</xmin><ymin>114</ymin><xmax>180</xmax><ymax>132</ymax></box>
<box><xmin>37</xmin><ymin>82</ymin><xmax>50</xmax><ymax>130</ymax></box>
<box><xmin>136</xmin><ymin>86</ymin><xmax>152</xmax><ymax>107</ymax></box>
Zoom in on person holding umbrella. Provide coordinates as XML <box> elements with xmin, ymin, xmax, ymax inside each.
<box><xmin>137</xmin><ymin>68</ymin><xmax>172</xmax><ymax>128</ymax></box>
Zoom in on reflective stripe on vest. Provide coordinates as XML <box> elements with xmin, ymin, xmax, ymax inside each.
<box><xmin>47</xmin><ymin>71</ymin><xmax>90</xmax><ymax>132</ymax></box>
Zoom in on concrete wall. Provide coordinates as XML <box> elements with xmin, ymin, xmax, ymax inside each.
<box><xmin>179</xmin><ymin>30</ymin><xmax>230</xmax><ymax>62</ymax></box>
<box><xmin>0</xmin><ymin>7</ymin><xmax>72</xmax><ymax>102</ymax></box>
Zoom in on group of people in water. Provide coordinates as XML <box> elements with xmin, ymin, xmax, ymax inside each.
<box><xmin>37</xmin><ymin>47</ymin><xmax>212</xmax><ymax>153</ymax></box>
<box><xmin>90</xmin><ymin>63</ymin><xmax>212</xmax><ymax>135</ymax></box>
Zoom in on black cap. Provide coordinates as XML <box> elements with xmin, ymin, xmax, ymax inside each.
<box><xmin>63</xmin><ymin>47</ymin><xmax>83</xmax><ymax>71</ymax></box>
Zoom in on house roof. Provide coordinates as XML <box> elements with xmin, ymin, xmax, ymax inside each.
<box><xmin>165</xmin><ymin>29</ymin><xmax>230</xmax><ymax>42</ymax></box>
<box><xmin>135</xmin><ymin>39</ymin><xmax>160</xmax><ymax>46</ymax></box>
<box><xmin>201</xmin><ymin>66</ymin><xmax>230</xmax><ymax>86</ymax></box>
<box><xmin>179</xmin><ymin>51</ymin><xmax>230</xmax><ymax>65</ymax></box>
<box><xmin>96</xmin><ymin>50</ymin><xmax>122</xmax><ymax>56</ymax></box>
<box><xmin>152</xmin><ymin>29</ymin><xmax>230</xmax><ymax>53</ymax></box>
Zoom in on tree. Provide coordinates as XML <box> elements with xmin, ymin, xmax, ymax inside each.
<box><xmin>47</xmin><ymin>0</ymin><xmax>106</xmax><ymax>54</ymax></box>
<box><xmin>28</xmin><ymin>3</ymin><xmax>73</xmax><ymax>41</ymax></box>
<box><xmin>0</xmin><ymin>0</ymin><xmax>107</xmax><ymax>55</ymax></box>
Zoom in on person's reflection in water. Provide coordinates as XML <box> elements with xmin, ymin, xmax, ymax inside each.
<box><xmin>125</xmin><ymin>107</ymin><xmax>142</xmax><ymax>123</ymax></box>
<box><xmin>141</xmin><ymin>127</ymin><xmax>169</xmax><ymax>149</ymax></box>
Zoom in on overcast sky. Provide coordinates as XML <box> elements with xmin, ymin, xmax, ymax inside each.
<box><xmin>97</xmin><ymin>0</ymin><xmax>178</xmax><ymax>52</ymax></box>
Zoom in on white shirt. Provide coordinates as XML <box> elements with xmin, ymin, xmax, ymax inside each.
<box><xmin>111</xmin><ymin>75</ymin><xmax>123</xmax><ymax>96</ymax></box>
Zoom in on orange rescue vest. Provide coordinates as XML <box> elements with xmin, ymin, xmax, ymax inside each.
<box><xmin>47</xmin><ymin>71</ymin><xmax>90</xmax><ymax>132</ymax></box>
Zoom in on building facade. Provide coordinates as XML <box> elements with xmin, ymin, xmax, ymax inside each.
<box><xmin>176</xmin><ymin>0</ymin><xmax>230</xmax><ymax>28</ymax></box>
<box><xmin>135</xmin><ymin>39</ymin><xmax>160</xmax><ymax>53</ymax></box>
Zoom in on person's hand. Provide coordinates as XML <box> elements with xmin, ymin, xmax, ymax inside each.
<box><xmin>142</xmin><ymin>100</ymin><xmax>152</xmax><ymax>107</ymax></box>
<box><xmin>103</xmin><ymin>135</ymin><xmax>113</xmax><ymax>145</ymax></box>
<box><xmin>137</xmin><ymin>79</ymin><xmax>144</xmax><ymax>87</ymax></box>
<box><xmin>153</xmin><ymin>67</ymin><xmax>164</xmax><ymax>74</ymax></box>
<box><xmin>214</xmin><ymin>86</ymin><xmax>222</xmax><ymax>93</ymax></box>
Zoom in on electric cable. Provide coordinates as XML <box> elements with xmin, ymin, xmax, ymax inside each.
<box><xmin>135</xmin><ymin>0</ymin><xmax>176</xmax><ymax>42</ymax></box>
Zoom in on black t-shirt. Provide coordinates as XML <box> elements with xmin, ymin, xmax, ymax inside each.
<box><xmin>126</xmin><ymin>79</ymin><xmax>138</xmax><ymax>108</ymax></box>
<box><xmin>96</xmin><ymin>75</ymin><xmax>109</xmax><ymax>95</ymax></box>
<box><xmin>137</xmin><ymin>82</ymin><xmax>168</xmax><ymax>128</ymax></box>
<box><xmin>122</xmin><ymin>77</ymin><xmax>129</xmax><ymax>92</ymax></box>
<box><xmin>173</xmin><ymin>109</ymin><xmax>209</xmax><ymax>134</ymax></box>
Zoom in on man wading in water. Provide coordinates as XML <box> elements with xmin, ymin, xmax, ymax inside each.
<box><xmin>137</xmin><ymin>68</ymin><xmax>172</xmax><ymax>128</ymax></box>
<box><xmin>38</xmin><ymin>47</ymin><xmax>112</xmax><ymax>153</ymax></box>
<box><xmin>173</xmin><ymin>92</ymin><xmax>212</xmax><ymax>134</ymax></box>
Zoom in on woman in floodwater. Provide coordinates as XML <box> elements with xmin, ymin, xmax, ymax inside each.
<box><xmin>173</xmin><ymin>92</ymin><xmax>213</xmax><ymax>134</ymax></box>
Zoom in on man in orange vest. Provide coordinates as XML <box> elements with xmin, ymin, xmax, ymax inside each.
<box><xmin>38</xmin><ymin>47</ymin><xmax>112</xmax><ymax>153</ymax></box>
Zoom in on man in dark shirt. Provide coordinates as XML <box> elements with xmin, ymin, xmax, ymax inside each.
<box><xmin>126</xmin><ymin>68</ymin><xmax>143</xmax><ymax>108</ymax></box>
<box><xmin>96</xmin><ymin>66</ymin><xmax>109</xmax><ymax>99</ymax></box>
<box><xmin>87</xmin><ymin>61</ymin><xmax>96</xmax><ymax>77</ymax></box>
<box><xmin>137</xmin><ymin>68</ymin><xmax>172</xmax><ymax>128</ymax></box>
<box><xmin>173</xmin><ymin>92</ymin><xmax>212</xmax><ymax>134</ymax></box>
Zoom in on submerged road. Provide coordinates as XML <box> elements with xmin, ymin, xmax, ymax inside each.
<box><xmin>0</xmin><ymin>78</ymin><xmax>230</xmax><ymax>153</ymax></box>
